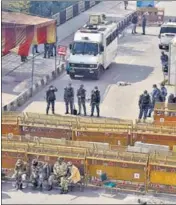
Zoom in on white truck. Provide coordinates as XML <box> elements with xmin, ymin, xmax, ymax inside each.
<box><xmin>159</xmin><ymin>22</ymin><xmax>176</xmax><ymax>50</ymax></box>
<box><xmin>67</xmin><ymin>14</ymin><xmax>119</xmax><ymax>80</ymax></box>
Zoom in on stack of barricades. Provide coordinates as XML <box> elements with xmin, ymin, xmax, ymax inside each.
<box><xmin>132</xmin><ymin>123</ymin><xmax>176</xmax><ymax>150</ymax></box>
<box><xmin>2</xmin><ymin>139</ymin><xmax>176</xmax><ymax>194</ymax></box>
<box><xmin>147</xmin><ymin>152</ymin><xmax>176</xmax><ymax>194</ymax></box>
<box><xmin>137</xmin><ymin>7</ymin><xmax>164</xmax><ymax>27</ymax></box>
<box><xmin>154</xmin><ymin>102</ymin><xmax>176</xmax><ymax>125</ymax></box>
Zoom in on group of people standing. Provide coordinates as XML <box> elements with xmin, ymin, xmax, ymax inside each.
<box><xmin>46</xmin><ymin>84</ymin><xmax>101</xmax><ymax>117</ymax></box>
<box><xmin>12</xmin><ymin>157</ymin><xmax>81</xmax><ymax>194</ymax></box>
<box><xmin>131</xmin><ymin>13</ymin><xmax>147</xmax><ymax>35</ymax></box>
<box><xmin>20</xmin><ymin>43</ymin><xmax>56</xmax><ymax>62</ymax></box>
<box><xmin>138</xmin><ymin>83</ymin><xmax>168</xmax><ymax>121</ymax></box>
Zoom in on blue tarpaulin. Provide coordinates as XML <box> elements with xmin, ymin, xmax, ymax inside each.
<box><xmin>137</xmin><ymin>1</ymin><xmax>155</xmax><ymax>8</ymax></box>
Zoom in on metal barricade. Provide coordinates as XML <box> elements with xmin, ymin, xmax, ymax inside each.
<box><xmin>132</xmin><ymin>124</ymin><xmax>176</xmax><ymax>150</ymax></box>
<box><xmin>148</xmin><ymin>152</ymin><xmax>176</xmax><ymax>194</ymax></box>
<box><xmin>86</xmin><ymin>150</ymin><xmax>148</xmax><ymax>193</ymax></box>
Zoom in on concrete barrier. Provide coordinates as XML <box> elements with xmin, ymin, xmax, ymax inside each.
<box><xmin>2</xmin><ymin>63</ymin><xmax>65</xmax><ymax>112</ymax></box>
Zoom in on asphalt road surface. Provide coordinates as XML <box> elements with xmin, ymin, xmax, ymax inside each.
<box><xmin>2</xmin><ymin>182</ymin><xmax>176</xmax><ymax>204</ymax></box>
<box><xmin>2</xmin><ymin>1</ymin><xmax>135</xmax><ymax>107</ymax></box>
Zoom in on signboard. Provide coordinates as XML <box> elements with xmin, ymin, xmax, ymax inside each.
<box><xmin>134</xmin><ymin>173</ymin><xmax>140</xmax><ymax>179</ymax></box>
<box><xmin>137</xmin><ymin>1</ymin><xmax>155</xmax><ymax>8</ymax></box>
<box><xmin>57</xmin><ymin>45</ymin><xmax>67</xmax><ymax>56</ymax></box>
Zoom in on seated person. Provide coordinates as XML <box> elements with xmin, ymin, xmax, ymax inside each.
<box><xmin>67</xmin><ymin>161</ymin><xmax>81</xmax><ymax>184</ymax></box>
<box><xmin>12</xmin><ymin>159</ymin><xmax>29</xmax><ymax>189</ymax></box>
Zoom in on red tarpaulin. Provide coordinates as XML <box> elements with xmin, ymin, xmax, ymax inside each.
<box><xmin>2</xmin><ymin>11</ymin><xmax>56</xmax><ymax>56</ymax></box>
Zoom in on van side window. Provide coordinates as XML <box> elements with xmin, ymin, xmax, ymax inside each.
<box><xmin>106</xmin><ymin>29</ymin><xmax>118</xmax><ymax>46</ymax></box>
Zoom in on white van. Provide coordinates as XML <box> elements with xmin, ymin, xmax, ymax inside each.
<box><xmin>159</xmin><ymin>22</ymin><xmax>176</xmax><ymax>50</ymax></box>
<box><xmin>67</xmin><ymin>14</ymin><xmax>118</xmax><ymax>80</ymax></box>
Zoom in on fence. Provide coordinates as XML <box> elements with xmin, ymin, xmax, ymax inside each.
<box><xmin>2</xmin><ymin>140</ymin><xmax>176</xmax><ymax>194</ymax></box>
<box><xmin>52</xmin><ymin>1</ymin><xmax>100</xmax><ymax>26</ymax></box>
<box><xmin>154</xmin><ymin>102</ymin><xmax>176</xmax><ymax>125</ymax></box>
<box><xmin>2</xmin><ymin>111</ymin><xmax>176</xmax><ymax>150</ymax></box>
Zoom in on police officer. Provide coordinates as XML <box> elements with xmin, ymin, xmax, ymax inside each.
<box><xmin>64</xmin><ymin>83</ymin><xmax>74</xmax><ymax>115</ymax></box>
<box><xmin>48</xmin><ymin>157</ymin><xmax>68</xmax><ymax>193</ymax></box>
<box><xmin>30</xmin><ymin>159</ymin><xmax>40</xmax><ymax>188</ymax></box>
<box><xmin>77</xmin><ymin>84</ymin><xmax>86</xmax><ymax>116</ymax></box>
<box><xmin>160</xmin><ymin>83</ymin><xmax>167</xmax><ymax>102</ymax></box>
<box><xmin>138</xmin><ymin>90</ymin><xmax>151</xmax><ymax>122</ymax></box>
<box><xmin>142</xmin><ymin>14</ymin><xmax>147</xmax><ymax>35</ymax></box>
<box><xmin>160</xmin><ymin>51</ymin><xmax>168</xmax><ymax>73</ymax></box>
<box><xmin>131</xmin><ymin>13</ymin><xmax>138</xmax><ymax>34</ymax></box>
<box><xmin>12</xmin><ymin>159</ymin><xmax>29</xmax><ymax>190</ymax></box>
<box><xmin>44</xmin><ymin>43</ymin><xmax>50</xmax><ymax>58</ymax></box>
<box><xmin>91</xmin><ymin>86</ymin><xmax>100</xmax><ymax>117</ymax></box>
<box><xmin>30</xmin><ymin>159</ymin><xmax>48</xmax><ymax>190</ymax></box>
<box><xmin>46</xmin><ymin>85</ymin><xmax>58</xmax><ymax>115</ymax></box>
<box><xmin>148</xmin><ymin>84</ymin><xmax>162</xmax><ymax>117</ymax></box>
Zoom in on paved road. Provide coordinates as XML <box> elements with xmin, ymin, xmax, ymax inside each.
<box><xmin>18</xmin><ymin>0</ymin><xmax>176</xmax><ymax>120</ymax></box>
<box><xmin>2</xmin><ymin>1</ymin><xmax>135</xmax><ymax>107</ymax></box>
<box><xmin>2</xmin><ymin>182</ymin><xmax>176</xmax><ymax>204</ymax></box>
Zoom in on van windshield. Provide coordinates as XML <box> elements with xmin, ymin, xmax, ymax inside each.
<box><xmin>72</xmin><ymin>42</ymin><xmax>99</xmax><ymax>55</ymax></box>
<box><xmin>160</xmin><ymin>27</ymin><xmax>176</xmax><ymax>34</ymax></box>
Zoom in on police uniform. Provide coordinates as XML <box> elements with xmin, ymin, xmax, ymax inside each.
<box><xmin>48</xmin><ymin>158</ymin><xmax>68</xmax><ymax>193</ymax></box>
<box><xmin>138</xmin><ymin>91</ymin><xmax>151</xmax><ymax>120</ymax></box>
<box><xmin>91</xmin><ymin>87</ymin><xmax>100</xmax><ymax>117</ymax></box>
<box><xmin>30</xmin><ymin>159</ymin><xmax>47</xmax><ymax>189</ymax></box>
<box><xmin>77</xmin><ymin>85</ymin><xmax>86</xmax><ymax>116</ymax></box>
<box><xmin>46</xmin><ymin>86</ymin><xmax>58</xmax><ymax>115</ymax></box>
<box><xmin>12</xmin><ymin>159</ymin><xmax>29</xmax><ymax>189</ymax></box>
<box><xmin>64</xmin><ymin>85</ymin><xmax>74</xmax><ymax>114</ymax></box>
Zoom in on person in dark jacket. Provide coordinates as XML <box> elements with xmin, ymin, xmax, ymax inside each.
<box><xmin>77</xmin><ymin>84</ymin><xmax>86</xmax><ymax>116</ymax></box>
<box><xmin>46</xmin><ymin>85</ymin><xmax>58</xmax><ymax>115</ymax></box>
<box><xmin>148</xmin><ymin>84</ymin><xmax>162</xmax><ymax>117</ymax></box>
<box><xmin>168</xmin><ymin>94</ymin><xmax>176</xmax><ymax>103</ymax></box>
<box><xmin>33</xmin><ymin>44</ymin><xmax>39</xmax><ymax>54</ymax></box>
<box><xmin>160</xmin><ymin>83</ymin><xmax>167</xmax><ymax>102</ymax></box>
<box><xmin>44</xmin><ymin>43</ymin><xmax>50</xmax><ymax>58</ymax></box>
<box><xmin>138</xmin><ymin>90</ymin><xmax>151</xmax><ymax>121</ymax></box>
<box><xmin>91</xmin><ymin>86</ymin><xmax>100</xmax><ymax>117</ymax></box>
<box><xmin>50</xmin><ymin>43</ymin><xmax>56</xmax><ymax>57</ymax></box>
<box><xmin>131</xmin><ymin>14</ymin><xmax>138</xmax><ymax>34</ymax></box>
<box><xmin>142</xmin><ymin>14</ymin><xmax>147</xmax><ymax>35</ymax></box>
<box><xmin>64</xmin><ymin>83</ymin><xmax>74</xmax><ymax>114</ymax></box>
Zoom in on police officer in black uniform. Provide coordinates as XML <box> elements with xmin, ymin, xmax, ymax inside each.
<box><xmin>64</xmin><ymin>83</ymin><xmax>74</xmax><ymax>114</ymax></box>
<box><xmin>77</xmin><ymin>84</ymin><xmax>86</xmax><ymax>116</ymax></box>
<box><xmin>91</xmin><ymin>86</ymin><xmax>100</xmax><ymax>117</ymax></box>
<box><xmin>46</xmin><ymin>85</ymin><xmax>58</xmax><ymax>115</ymax></box>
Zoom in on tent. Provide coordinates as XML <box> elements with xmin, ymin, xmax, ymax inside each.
<box><xmin>2</xmin><ymin>11</ymin><xmax>56</xmax><ymax>56</ymax></box>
